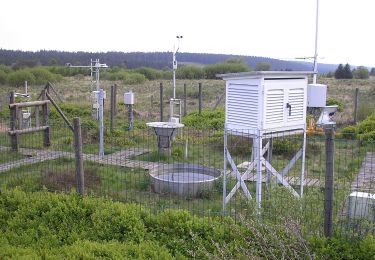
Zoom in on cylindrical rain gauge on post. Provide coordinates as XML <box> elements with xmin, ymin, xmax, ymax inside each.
<box><xmin>124</xmin><ymin>91</ymin><xmax>134</xmax><ymax>130</ymax></box>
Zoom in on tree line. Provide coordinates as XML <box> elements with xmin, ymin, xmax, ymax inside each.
<box><xmin>333</xmin><ymin>63</ymin><xmax>373</xmax><ymax>79</ymax></box>
<box><xmin>0</xmin><ymin>49</ymin><xmax>338</xmax><ymax>73</ymax></box>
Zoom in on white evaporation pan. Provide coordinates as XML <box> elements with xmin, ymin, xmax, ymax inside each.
<box><xmin>150</xmin><ymin>164</ymin><xmax>221</xmax><ymax>197</ymax></box>
<box><xmin>146</xmin><ymin>121</ymin><xmax>184</xmax><ymax>136</ymax></box>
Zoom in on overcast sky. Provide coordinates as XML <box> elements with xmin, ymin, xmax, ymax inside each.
<box><xmin>1</xmin><ymin>0</ymin><xmax>374</xmax><ymax>67</ymax></box>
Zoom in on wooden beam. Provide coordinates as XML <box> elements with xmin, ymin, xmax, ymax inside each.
<box><xmin>46</xmin><ymin>92</ymin><xmax>73</xmax><ymax>132</ymax></box>
<box><xmin>8</xmin><ymin>126</ymin><xmax>49</xmax><ymax>135</ymax></box>
<box><xmin>9</xmin><ymin>100</ymin><xmax>50</xmax><ymax>109</ymax></box>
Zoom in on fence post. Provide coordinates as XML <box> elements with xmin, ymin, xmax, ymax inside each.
<box><xmin>41</xmin><ymin>90</ymin><xmax>51</xmax><ymax>147</ymax></box>
<box><xmin>198</xmin><ymin>82</ymin><xmax>202</xmax><ymax>115</ymax></box>
<box><xmin>9</xmin><ymin>91</ymin><xmax>18</xmax><ymax>151</ymax></box>
<box><xmin>354</xmin><ymin>88</ymin><xmax>359</xmax><ymax>124</ymax></box>
<box><xmin>324</xmin><ymin>127</ymin><xmax>335</xmax><ymax>237</ymax></box>
<box><xmin>73</xmin><ymin>117</ymin><xmax>85</xmax><ymax>196</ymax></box>
<box><xmin>113</xmin><ymin>84</ymin><xmax>117</xmax><ymax>116</ymax></box>
<box><xmin>184</xmin><ymin>83</ymin><xmax>187</xmax><ymax>116</ymax></box>
<box><xmin>160</xmin><ymin>82</ymin><xmax>164</xmax><ymax>122</ymax></box>
<box><xmin>110</xmin><ymin>85</ymin><xmax>115</xmax><ymax>131</ymax></box>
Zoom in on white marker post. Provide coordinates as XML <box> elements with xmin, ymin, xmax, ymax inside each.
<box><xmin>99</xmin><ymin>89</ymin><xmax>104</xmax><ymax>159</ymax></box>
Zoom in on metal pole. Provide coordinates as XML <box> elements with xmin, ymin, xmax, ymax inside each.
<box><xmin>223</xmin><ymin>126</ymin><xmax>228</xmax><ymax>212</ymax></box>
<box><xmin>160</xmin><ymin>82</ymin><xmax>164</xmax><ymax>122</ymax></box>
<box><xmin>354</xmin><ymin>88</ymin><xmax>359</xmax><ymax>124</ymax></box>
<box><xmin>128</xmin><ymin>104</ymin><xmax>133</xmax><ymax>130</ymax></box>
<box><xmin>96</xmin><ymin>60</ymin><xmax>100</xmax><ymax>91</ymax></box>
<box><xmin>324</xmin><ymin>126</ymin><xmax>334</xmax><ymax>237</ymax></box>
<box><xmin>313</xmin><ymin>0</ymin><xmax>319</xmax><ymax>84</ymax></box>
<box><xmin>300</xmin><ymin>129</ymin><xmax>307</xmax><ymax>197</ymax></box>
<box><xmin>73</xmin><ymin>117</ymin><xmax>85</xmax><ymax>196</ymax></box>
<box><xmin>256</xmin><ymin>130</ymin><xmax>263</xmax><ymax>215</ymax></box>
<box><xmin>99</xmin><ymin>89</ymin><xmax>104</xmax><ymax>159</ymax></box>
<box><xmin>198</xmin><ymin>83</ymin><xmax>202</xmax><ymax>115</ymax></box>
<box><xmin>173</xmin><ymin>53</ymin><xmax>176</xmax><ymax>99</ymax></box>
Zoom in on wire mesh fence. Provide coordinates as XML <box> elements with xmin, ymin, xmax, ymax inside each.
<box><xmin>0</xmin><ymin>114</ymin><xmax>374</xmax><ymax>238</ymax></box>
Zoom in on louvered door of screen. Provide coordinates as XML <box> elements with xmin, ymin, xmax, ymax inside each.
<box><xmin>264</xmin><ymin>88</ymin><xmax>285</xmax><ymax>129</ymax></box>
<box><xmin>226</xmin><ymin>84</ymin><xmax>259</xmax><ymax>130</ymax></box>
<box><xmin>286</xmin><ymin>87</ymin><xmax>305</xmax><ymax>122</ymax></box>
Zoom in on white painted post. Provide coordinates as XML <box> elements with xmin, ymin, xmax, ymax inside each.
<box><xmin>256</xmin><ymin>130</ymin><xmax>263</xmax><ymax>214</ymax></box>
<box><xmin>223</xmin><ymin>126</ymin><xmax>228</xmax><ymax>212</ymax></box>
<box><xmin>99</xmin><ymin>89</ymin><xmax>104</xmax><ymax>159</ymax></box>
<box><xmin>300</xmin><ymin>129</ymin><xmax>307</xmax><ymax>197</ymax></box>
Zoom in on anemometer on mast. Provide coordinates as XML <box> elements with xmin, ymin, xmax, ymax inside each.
<box><xmin>170</xmin><ymin>36</ymin><xmax>183</xmax><ymax>123</ymax></box>
<box><xmin>67</xmin><ymin>59</ymin><xmax>109</xmax><ymax>159</ymax></box>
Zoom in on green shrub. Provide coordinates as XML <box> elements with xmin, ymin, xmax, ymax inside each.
<box><xmin>309</xmin><ymin>235</ymin><xmax>375</xmax><ymax>260</ymax></box>
<box><xmin>0</xmin><ymin>70</ymin><xmax>7</xmax><ymax>84</ymax></box>
<box><xmin>326</xmin><ymin>97</ymin><xmax>345</xmax><ymax>112</ymax></box>
<box><xmin>182</xmin><ymin>109</ymin><xmax>225</xmax><ymax>130</ymax></box>
<box><xmin>358</xmin><ymin>130</ymin><xmax>375</xmax><ymax>141</ymax></box>
<box><xmin>272</xmin><ymin>138</ymin><xmax>300</xmax><ymax>156</ymax></box>
<box><xmin>27</xmin><ymin>67</ymin><xmax>61</xmax><ymax>84</ymax></box>
<box><xmin>204</xmin><ymin>60</ymin><xmax>250</xmax><ymax>79</ymax></box>
<box><xmin>340</xmin><ymin>125</ymin><xmax>357</xmax><ymax>139</ymax></box>
<box><xmin>134</xmin><ymin>67</ymin><xmax>163</xmax><ymax>80</ymax></box>
<box><xmin>0</xmin><ymin>189</ymin><xmax>313</xmax><ymax>259</ymax></box>
<box><xmin>177</xmin><ymin>65</ymin><xmax>205</xmax><ymax>79</ymax></box>
<box><xmin>0</xmin><ymin>64</ymin><xmax>12</xmax><ymax>74</ymax></box>
<box><xmin>7</xmin><ymin>70</ymin><xmax>36</xmax><ymax>86</ymax></box>
<box><xmin>48</xmin><ymin>66</ymin><xmax>89</xmax><ymax>77</ymax></box>
<box><xmin>123</xmin><ymin>72</ymin><xmax>147</xmax><ymax>85</ymax></box>
<box><xmin>339</xmin><ymin>112</ymin><xmax>375</xmax><ymax>141</ymax></box>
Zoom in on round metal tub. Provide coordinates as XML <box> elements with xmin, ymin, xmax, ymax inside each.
<box><xmin>150</xmin><ymin>164</ymin><xmax>221</xmax><ymax>197</ymax></box>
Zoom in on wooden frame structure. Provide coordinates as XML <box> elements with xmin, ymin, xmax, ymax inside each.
<box><xmin>9</xmin><ymin>90</ymin><xmax>51</xmax><ymax>151</ymax></box>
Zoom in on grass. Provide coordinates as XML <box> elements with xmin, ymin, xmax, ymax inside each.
<box><xmin>0</xmin><ymin>151</ymin><xmax>26</xmax><ymax>164</ymax></box>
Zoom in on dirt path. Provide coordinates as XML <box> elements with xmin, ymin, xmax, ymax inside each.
<box><xmin>0</xmin><ymin>146</ymin><xmax>166</xmax><ymax>173</ymax></box>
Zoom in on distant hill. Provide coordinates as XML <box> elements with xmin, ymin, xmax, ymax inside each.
<box><xmin>0</xmin><ymin>49</ymin><xmax>338</xmax><ymax>74</ymax></box>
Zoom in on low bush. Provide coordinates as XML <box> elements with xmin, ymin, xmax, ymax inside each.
<box><xmin>309</xmin><ymin>235</ymin><xmax>375</xmax><ymax>260</ymax></box>
<box><xmin>204</xmin><ymin>62</ymin><xmax>250</xmax><ymax>79</ymax></box>
<box><xmin>0</xmin><ymin>189</ymin><xmax>312</xmax><ymax>259</ymax></box>
<box><xmin>182</xmin><ymin>109</ymin><xmax>225</xmax><ymax>130</ymax></box>
<box><xmin>326</xmin><ymin>97</ymin><xmax>345</xmax><ymax>112</ymax></box>
<box><xmin>0</xmin><ymin>70</ymin><xmax>6</xmax><ymax>84</ymax></box>
<box><xmin>177</xmin><ymin>65</ymin><xmax>205</xmax><ymax>79</ymax></box>
<box><xmin>340</xmin><ymin>112</ymin><xmax>375</xmax><ymax>141</ymax></box>
<box><xmin>7</xmin><ymin>70</ymin><xmax>36</xmax><ymax>86</ymax></box>
<box><xmin>27</xmin><ymin>67</ymin><xmax>62</xmax><ymax>84</ymax></box>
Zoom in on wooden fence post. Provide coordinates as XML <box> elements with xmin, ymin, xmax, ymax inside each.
<box><xmin>354</xmin><ymin>88</ymin><xmax>359</xmax><ymax>124</ymax></box>
<box><xmin>324</xmin><ymin>127</ymin><xmax>335</xmax><ymax>237</ymax></box>
<box><xmin>160</xmin><ymin>82</ymin><xmax>164</xmax><ymax>122</ymax></box>
<box><xmin>73</xmin><ymin>117</ymin><xmax>85</xmax><ymax>196</ymax></box>
<box><xmin>198</xmin><ymin>82</ymin><xmax>202</xmax><ymax>115</ymax></box>
<box><xmin>9</xmin><ymin>91</ymin><xmax>18</xmax><ymax>151</ymax></box>
<box><xmin>41</xmin><ymin>90</ymin><xmax>51</xmax><ymax>147</ymax></box>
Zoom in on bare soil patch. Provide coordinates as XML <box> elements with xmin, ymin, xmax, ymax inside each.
<box><xmin>41</xmin><ymin>169</ymin><xmax>101</xmax><ymax>193</ymax></box>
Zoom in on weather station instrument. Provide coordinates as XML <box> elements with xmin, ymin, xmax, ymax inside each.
<box><xmin>170</xmin><ymin>35</ymin><xmax>183</xmax><ymax>123</ymax></box>
<box><xmin>67</xmin><ymin>59</ymin><xmax>108</xmax><ymax>159</ymax></box>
